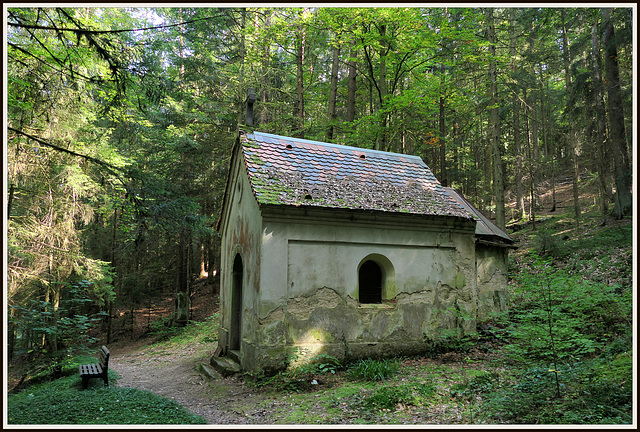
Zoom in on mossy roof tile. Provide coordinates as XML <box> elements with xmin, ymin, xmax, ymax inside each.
<box><xmin>241</xmin><ymin>131</ymin><xmax>472</xmax><ymax>219</ymax></box>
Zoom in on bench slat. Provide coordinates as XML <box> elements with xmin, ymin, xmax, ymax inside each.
<box><xmin>79</xmin><ymin>363</ymin><xmax>103</xmax><ymax>376</ymax></box>
<box><xmin>79</xmin><ymin>346</ymin><xmax>110</xmax><ymax>389</ymax></box>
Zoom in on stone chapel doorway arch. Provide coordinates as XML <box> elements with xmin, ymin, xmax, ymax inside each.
<box><xmin>230</xmin><ymin>254</ymin><xmax>243</xmax><ymax>351</ymax></box>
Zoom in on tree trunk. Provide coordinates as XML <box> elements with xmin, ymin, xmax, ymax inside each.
<box><xmin>236</xmin><ymin>8</ymin><xmax>246</xmax><ymax>130</ymax></box>
<box><xmin>524</xmin><ymin>88</ymin><xmax>536</xmax><ymax>225</ymax></box>
<box><xmin>295</xmin><ymin>10</ymin><xmax>307</xmax><ymax>138</ymax></box>
<box><xmin>486</xmin><ymin>9</ymin><xmax>505</xmax><ymax>231</ymax></box>
<box><xmin>327</xmin><ymin>45</ymin><xmax>340</xmax><ymax>141</ymax></box>
<box><xmin>377</xmin><ymin>24</ymin><xmax>388</xmax><ymax>151</ymax></box>
<box><xmin>591</xmin><ymin>20</ymin><xmax>611</xmax><ymax>217</ymax></box>
<box><xmin>510</xmin><ymin>10</ymin><xmax>525</xmax><ymax>220</ymax></box>
<box><xmin>199</xmin><ymin>241</ymin><xmax>207</xmax><ymax>278</ymax></box>
<box><xmin>561</xmin><ymin>10</ymin><xmax>581</xmax><ymax>228</ymax></box>
<box><xmin>347</xmin><ymin>42</ymin><xmax>357</xmax><ymax>123</ymax></box>
<box><xmin>602</xmin><ymin>8</ymin><xmax>632</xmax><ymax>218</ymax></box>
<box><xmin>439</xmin><ymin>64</ymin><xmax>448</xmax><ymax>187</ymax></box>
<box><xmin>260</xmin><ymin>10</ymin><xmax>272</xmax><ymax>126</ymax></box>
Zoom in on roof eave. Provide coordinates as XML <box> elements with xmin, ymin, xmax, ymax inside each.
<box><xmin>215</xmin><ymin>133</ymin><xmax>243</xmax><ymax>233</ymax></box>
<box><xmin>259</xmin><ymin>202</ymin><xmax>476</xmax><ymax>228</ymax></box>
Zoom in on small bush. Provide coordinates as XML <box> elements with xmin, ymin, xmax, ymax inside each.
<box><xmin>347</xmin><ymin>358</ymin><xmax>399</xmax><ymax>381</ymax></box>
<box><xmin>534</xmin><ymin>230</ymin><xmax>569</xmax><ymax>258</ymax></box>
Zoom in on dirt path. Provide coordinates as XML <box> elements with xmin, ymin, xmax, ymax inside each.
<box><xmin>109</xmin><ymin>343</ymin><xmax>275</xmax><ymax>424</ymax></box>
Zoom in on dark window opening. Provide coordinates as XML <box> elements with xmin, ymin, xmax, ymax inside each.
<box><xmin>359</xmin><ymin>260</ymin><xmax>382</xmax><ymax>304</ymax></box>
<box><xmin>359</xmin><ymin>154</ymin><xmax>366</xmax><ymax>160</ymax></box>
<box><xmin>230</xmin><ymin>254</ymin><xmax>243</xmax><ymax>350</ymax></box>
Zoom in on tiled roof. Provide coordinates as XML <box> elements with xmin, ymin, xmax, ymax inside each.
<box><xmin>240</xmin><ymin>131</ymin><xmax>472</xmax><ymax>219</ymax></box>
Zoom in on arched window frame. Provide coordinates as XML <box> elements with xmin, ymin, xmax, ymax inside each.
<box><xmin>357</xmin><ymin>254</ymin><xmax>395</xmax><ymax>305</ymax></box>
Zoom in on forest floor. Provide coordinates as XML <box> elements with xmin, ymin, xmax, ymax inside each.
<box><xmin>107</xmin><ymin>291</ymin><xmax>506</xmax><ymax>425</ymax></box>
<box><xmin>105</xmin><ymin>277</ymin><xmax>272</xmax><ymax>424</ymax></box>
<box><xmin>8</xmin><ymin>174</ymin><xmax>632</xmax><ymax>425</ymax></box>
<box><xmin>104</xmin><ymin>173</ymin><xmax>630</xmax><ymax>425</ymax></box>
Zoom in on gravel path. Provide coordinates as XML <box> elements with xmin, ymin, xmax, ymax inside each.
<box><xmin>109</xmin><ymin>344</ymin><xmax>274</xmax><ymax>424</ymax></box>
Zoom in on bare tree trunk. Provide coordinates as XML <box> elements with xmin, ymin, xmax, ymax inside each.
<box><xmin>199</xmin><ymin>242</ymin><xmax>207</xmax><ymax>277</ymax></box>
<box><xmin>346</xmin><ymin>43</ymin><xmax>357</xmax><ymax>127</ymax></box>
<box><xmin>602</xmin><ymin>8</ymin><xmax>632</xmax><ymax>219</ymax></box>
<box><xmin>295</xmin><ymin>10</ymin><xmax>307</xmax><ymax>138</ymax></box>
<box><xmin>236</xmin><ymin>8</ymin><xmax>246</xmax><ymax>130</ymax></box>
<box><xmin>510</xmin><ymin>10</ymin><xmax>525</xmax><ymax>220</ymax></box>
<box><xmin>561</xmin><ymin>10</ymin><xmax>581</xmax><ymax>228</ymax></box>
<box><xmin>439</xmin><ymin>62</ymin><xmax>448</xmax><ymax>186</ymax></box>
<box><xmin>591</xmin><ymin>20</ymin><xmax>611</xmax><ymax>217</ymax></box>
<box><xmin>260</xmin><ymin>10</ymin><xmax>272</xmax><ymax>126</ymax></box>
<box><xmin>486</xmin><ymin>9</ymin><xmax>505</xmax><ymax>231</ymax></box>
<box><xmin>377</xmin><ymin>24</ymin><xmax>388</xmax><ymax>151</ymax></box>
<box><xmin>524</xmin><ymin>88</ymin><xmax>536</xmax><ymax>225</ymax></box>
<box><xmin>327</xmin><ymin>45</ymin><xmax>340</xmax><ymax>142</ymax></box>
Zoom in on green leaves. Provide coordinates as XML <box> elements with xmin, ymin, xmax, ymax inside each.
<box><xmin>507</xmin><ymin>256</ymin><xmax>627</xmax><ymax>364</ymax></box>
<box><xmin>7</xmin><ymin>377</ymin><xmax>207</xmax><ymax>424</ymax></box>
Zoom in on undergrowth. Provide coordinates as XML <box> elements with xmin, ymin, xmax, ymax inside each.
<box><xmin>474</xmin><ymin>213</ymin><xmax>634</xmax><ymax>424</ymax></box>
<box><xmin>7</xmin><ymin>371</ymin><xmax>206</xmax><ymax>425</ymax></box>
<box><xmin>8</xmin><ymin>210</ymin><xmax>632</xmax><ymax>425</ymax></box>
<box><xmin>149</xmin><ymin>312</ymin><xmax>219</xmax><ymax>347</ymax></box>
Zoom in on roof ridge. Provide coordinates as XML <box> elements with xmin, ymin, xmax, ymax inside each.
<box><xmin>249</xmin><ymin>131</ymin><xmax>425</xmax><ymax>161</ymax></box>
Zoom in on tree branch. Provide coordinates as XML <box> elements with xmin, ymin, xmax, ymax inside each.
<box><xmin>7</xmin><ymin>14</ymin><xmax>222</xmax><ymax>35</ymax></box>
<box><xmin>7</xmin><ymin>126</ymin><xmax>126</xmax><ymax>179</ymax></box>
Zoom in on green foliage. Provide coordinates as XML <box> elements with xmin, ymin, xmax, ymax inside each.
<box><xmin>246</xmin><ymin>350</ymin><xmax>343</xmax><ymax>392</ymax></box>
<box><xmin>471</xmin><ymin>228</ymin><xmax>633</xmax><ymax>424</ymax></box>
<box><xmin>150</xmin><ymin>313</ymin><xmax>220</xmax><ymax>346</ymax></box>
<box><xmin>364</xmin><ymin>383</ymin><xmax>436</xmax><ymax>411</ymax></box>
<box><xmin>7</xmin><ymin>373</ymin><xmax>206</xmax><ymax>425</ymax></box>
<box><xmin>475</xmin><ymin>359</ymin><xmax>633</xmax><ymax>424</ymax></box>
<box><xmin>533</xmin><ymin>230</ymin><xmax>569</xmax><ymax>258</ymax></box>
<box><xmin>9</xmin><ymin>281</ymin><xmax>108</xmax><ymax>363</ymax></box>
<box><xmin>506</xmin><ymin>254</ymin><xmax>630</xmax><ymax>365</ymax></box>
<box><xmin>423</xmin><ymin>332</ymin><xmax>479</xmax><ymax>358</ymax></box>
<box><xmin>450</xmin><ymin>370</ymin><xmax>501</xmax><ymax>400</ymax></box>
<box><xmin>347</xmin><ymin>358</ymin><xmax>400</xmax><ymax>382</ymax></box>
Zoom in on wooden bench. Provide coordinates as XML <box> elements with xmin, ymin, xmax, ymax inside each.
<box><xmin>79</xmin><ymin>346</ymin><xmax>110</xmax><ymax>390</ymax></box>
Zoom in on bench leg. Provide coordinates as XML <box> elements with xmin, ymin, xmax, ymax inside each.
<box><xmin>81</xmin><ymin>377</ymin><xmax>89</xmax><ymax>390</ymax></box>
<box><xmin>103</xmin><ymin>375</ymin><xmax>109</xmax><ymax>387</ymax></box>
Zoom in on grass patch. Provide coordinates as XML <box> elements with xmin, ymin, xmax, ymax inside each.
<box><xmin>7</xmin><ymin>372</ymin><xmax>206</xmax><ymax>425</ymax></box>
<box><xmin>364</xmin><ymin>382</ymin><xmax>437</xmax><ymax>410</ymax></box>
<box><xmin>347</xmin><ymin>358</ymin><xmax>399</xmax><ymax>381</ymax></box>
<box><xmin>150</xmin><ymin>313</ymin><xmax>219</xmax><ymax>347</ymax></box>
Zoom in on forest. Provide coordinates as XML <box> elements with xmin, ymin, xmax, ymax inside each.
<box><xmin>5</xmin><ymin>6</ymin><xmax>635</xmax><ymax>425</ymax></box>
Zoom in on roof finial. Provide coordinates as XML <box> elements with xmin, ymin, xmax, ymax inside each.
<box><xmin>245</xmin><ymin>87</ymin><xmax>257</xmax><ymax>127</ymax></box>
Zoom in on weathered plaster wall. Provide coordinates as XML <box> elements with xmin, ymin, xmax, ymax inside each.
<box><xmin>476</xmin><ymin>244</ymin><xmax>509</xmax><ymax>322</ymax></box>
<box><xmin>242</xmin><ymin>208</ymin><xmax>477</xmax><ymax>372</ymax></box>
<box><xmin>218</xmin><ymin>146</ymin><xmax>263</xmax><ymax>356</ymax></box>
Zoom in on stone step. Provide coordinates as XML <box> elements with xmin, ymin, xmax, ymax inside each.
<box><xmin>227</xmin><ymin>349</ymin><xmax>242</xmax><ymax>364</ymax></box>
<box><xmin>197</xmin><ymin>362</ymin><xmax>221</xmax><ymax>380</ymax></box>
<box><xmin>209</xmin><ymin>355</ymin><xmax>241</xmax><ymax>377</ymax></box>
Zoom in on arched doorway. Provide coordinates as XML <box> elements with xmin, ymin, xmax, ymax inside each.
<box><xmin>230</xmin><ymin>254</ymin><xmax>243</xmax><ymax>351</ymax></box>
<box><xmin>359</xmin><ymin>260</ymin><xmax>383</xmax><ymax>304</ymax></box>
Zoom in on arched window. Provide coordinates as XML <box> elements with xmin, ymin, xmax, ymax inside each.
<box><xmin>359</xmin><ymin>260</ymin><xmax>383</xmax><ymax>304</ymax></box>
